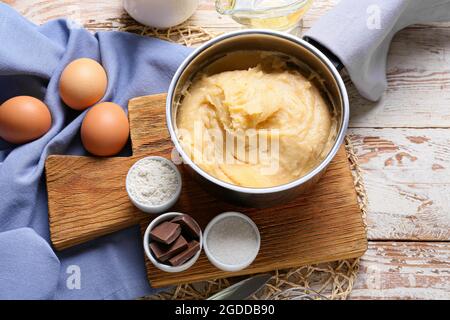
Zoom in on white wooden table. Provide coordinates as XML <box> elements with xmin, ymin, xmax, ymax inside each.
<box><xmin>6</xmin><ymin>0</ymin><xmax>449</xmax><ymax>299</ymax></box>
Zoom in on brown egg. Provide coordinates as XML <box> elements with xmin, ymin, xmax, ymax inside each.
<box><xmin>0</xmin><ymin>96</ymin><xmax>52</xmax><ymax>144</ymax></box>
<box><xmin>81</xmin><ymin>102</ymin><xmax>129</xmax><ymax>156</ymax></box>
<box><xmin>59</xmin><ymin>58</ymin><xmax>108</xmax><ymax>110</ymax></box>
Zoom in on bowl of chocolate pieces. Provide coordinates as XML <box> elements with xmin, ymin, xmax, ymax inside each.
<box><xmin>143</xmin><ymin>212</ymin><xmax>202</xmax><ymax>272</ymax></box>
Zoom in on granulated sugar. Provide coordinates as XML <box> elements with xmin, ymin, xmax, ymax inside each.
<box><xmin>206</xmin><ymin>216</ymin><xmax>259</xmax><ymax>265</ymax></box>
<box><xmin>127</xmin><ymin>158</ymin><xmax>179</xmax><ymax>206</ymax></box>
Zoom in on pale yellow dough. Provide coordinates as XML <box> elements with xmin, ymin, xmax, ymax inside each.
<box><xmin>176</xmin><ymin>56</ymin><xmax>335</xmax><ymax>188</ymax></box>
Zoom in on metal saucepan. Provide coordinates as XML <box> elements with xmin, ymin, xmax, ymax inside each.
<box><xmin>166</xmin><ymin>29</ymin><xmax>349</xmax><ymax>207</ymax></box>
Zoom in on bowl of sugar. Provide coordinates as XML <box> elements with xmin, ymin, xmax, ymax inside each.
<box><xmin>126</xmin><ymin>156</ymin><xmax>182</xmax><ymax>214</ymax></box>
<box><xmin>203</xmin><ymin>212</ymin><xmax>260</xmax><ymax>272</ymax></box>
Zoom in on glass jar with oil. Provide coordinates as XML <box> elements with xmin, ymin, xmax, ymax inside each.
<box><xmin>216</xmin><ymin>0</ymin><xmax>314</xmax><ymax>33</ymax></box>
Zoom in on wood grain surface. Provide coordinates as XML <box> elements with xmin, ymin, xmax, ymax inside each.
<box><xmin>46</xmin><ymin>156</ymin><xmax>145</xmax><ymax>248</ymax></box>
<box><xmin>349</xmin><ymin>129</ymin><xmax>450</xmax><ymax>241</ymax></box>
<box><xmin>12</xmin><ymin>0</ymin><xmax>450</xmax><ymax>298</ymax></box>
<box><xmin>46</xmin><ymin>93</ymin><xmax>367</xmax><ymax>286</ymax></box>
<box><xmin>350</xmin><ymin>242</ymin><xmax>450</xmax><ymax>300</ymax></box>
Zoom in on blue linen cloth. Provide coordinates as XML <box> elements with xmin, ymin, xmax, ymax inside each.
<box><xmin>0</xmin><ymin>3</ymin><xmax>191</xmax><ymax>299</ymax></box>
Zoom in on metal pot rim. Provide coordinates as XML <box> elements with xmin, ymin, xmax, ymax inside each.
<box><xmin>166</xmin><ymin>29</ymin><xmax>349</xmax><ymax>195</ymax></box>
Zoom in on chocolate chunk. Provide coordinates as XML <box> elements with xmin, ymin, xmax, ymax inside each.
<box><xmin>150</xmin><ymin>221</ymin><xmax>181</xmax><ymax>244</ymax></box>
<box><xmin>171</xmin><ymin>214</ymin><xmax>201</xmax><ymax>239</ymax></box>
<box><xmin>150</xmin><ymin>235</ymin><xmax>188</xmax><ymax>262</ymax></box>
<box><xmin>168</xmin><ymin>240</ymin><xmax>200</xmax><ymax>266</ymax></box>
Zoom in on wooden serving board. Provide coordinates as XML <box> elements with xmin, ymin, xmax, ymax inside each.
<box><xmin>45</xmin><ymin>93</ymin><xmax>367</xmax><ymax>287</ymax></box>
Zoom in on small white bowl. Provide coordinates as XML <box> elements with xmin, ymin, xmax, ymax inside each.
<box><xmin>143</xmin><ymin>212</ymin><xmax>202</xmax><ymax>273</ymax></box>
<box><xmin>126</xmin><ymin>156</ymin><xmax>182</xmax><ymax>214</ymax></box>
<box><xmin>203</xmin><ymin>212</ymin><xmax>260</xmax><ymax>272</ymax></box>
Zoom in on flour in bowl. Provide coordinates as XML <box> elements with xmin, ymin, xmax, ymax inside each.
<box><xmin>127</xmin><ymin>158</ymin><xmax>180</xmax><ymax>206</ymax></box>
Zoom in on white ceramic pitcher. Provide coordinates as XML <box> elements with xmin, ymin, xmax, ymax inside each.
<box><xmin>123</xmin><ymin>0</ymin><xmax>199</xmax><ymax>28</ymax></box>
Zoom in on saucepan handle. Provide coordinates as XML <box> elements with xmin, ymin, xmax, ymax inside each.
<box><xmin>303</xmin><ymin>37</ymin><xmax>344</xmax><ymax>72</ymax></box>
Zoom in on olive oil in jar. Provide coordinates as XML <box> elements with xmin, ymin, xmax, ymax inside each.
<box><xmin>216</xmin><ymin>0</ymin><xmax>314</xmax><ymax>32</ymax></box>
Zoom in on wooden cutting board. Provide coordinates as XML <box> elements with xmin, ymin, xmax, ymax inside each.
<box><xmin>45</xmin><ymin>93</ymin><xmax>367</xmax><ymax>287</ymax></box>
